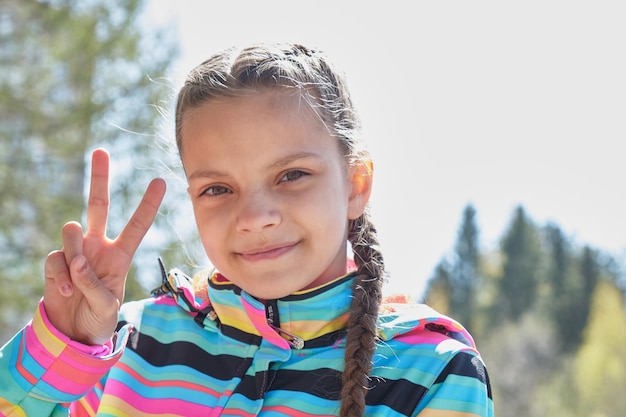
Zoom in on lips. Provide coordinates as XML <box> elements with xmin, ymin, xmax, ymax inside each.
<box><xmin>237</xmin><ymin>242</ymin><xmax>298</xmax><ymax>262</ymax></box>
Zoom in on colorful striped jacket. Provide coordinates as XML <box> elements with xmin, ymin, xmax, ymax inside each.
<box><xmin>0</xmin><ymin>267</ymin><xmax>493</xmax><ymax>416</ymax></box>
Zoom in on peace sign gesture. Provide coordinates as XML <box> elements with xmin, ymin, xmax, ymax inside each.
<box><xmin>43</xmin><ymin>148</ymin><xmax>166</xmax><ymax>345</ymax></box>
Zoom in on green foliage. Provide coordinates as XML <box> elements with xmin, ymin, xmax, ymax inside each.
<box><xmin>0</xmin><ymin>0</ymin><xmax>183</xmax><ymax>342</ymax></box>
<box><xmin>573</xmin><ymin>280</ymin><xmax>626</xmax><ymax>416</ymax></box>
<box><xmin>544</xmin><ymin>223</ymin><xmax>587</xmax><ymax>351</ymax></box>
<box><xmin>532</xmin><ymin>281</ymin><xmax>626</xmax><ymax>417</ymax></box>
<box><xmin>423</xmin><ymin>203</ymin><xmax>625</xmax><ymax>416</ymax></box>
<box><xmin>422</xmin><ymin>204</ymin><xmax>482</xmax><ymax>331</ymax></box>
<box><xmin>422</xmin><ymin>260</ymin><xmax>452</xmax><ymax>315</ymax></box>
<box><xmin>495</xmin><ymin>205</ymin><xmax>543</xmax><ymax>322</ymax></box>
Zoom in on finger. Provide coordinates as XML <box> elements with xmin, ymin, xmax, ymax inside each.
<box><xmin>115</xmin><ymin>178</ymin><xmax>166</xmax><ymax>256</ymax></box>
<box><xmin>61</xmin><ymin>221</ymin><xmax>84</xmax><ymax>267</ymax></box>
<box><xmin>70</xmin><ymin>254</ymin><xmax>118</xmax><ymax>314</ymax></box>
<box><xmin>85</xmin><ymin>148</ymin><xmax>110</xmax><ymax>237</ymax></box>
<box><xmin>45</xmin><ymin>250</ymin><xmax>74</xmax><ymax>297</ymax></box>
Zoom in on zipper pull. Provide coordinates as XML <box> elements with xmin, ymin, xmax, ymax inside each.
<box><xmin>268</xmin><ymin>323</ymin><xmax>304</xmax><ymax>350</ymax></box>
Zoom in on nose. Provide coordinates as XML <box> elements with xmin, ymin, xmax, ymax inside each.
<box><xmin>235</xmin><ymin>189</ymin><xmax>281</xmax><ymax>233</ymax></box>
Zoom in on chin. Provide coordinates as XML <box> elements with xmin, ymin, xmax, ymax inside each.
<box><xmin>231</xmin><ymin>269</ymin><xmax>312</xmax><ymax>300</ymax></box>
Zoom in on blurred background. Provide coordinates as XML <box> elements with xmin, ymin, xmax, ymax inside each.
<box><xmin>1</xmin><ymin>1</ymin><xmax>625</xmax><ymax>415</ymax></box>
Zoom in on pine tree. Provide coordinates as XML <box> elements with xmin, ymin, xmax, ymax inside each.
<box><xmin>448</xmin><ymin>204</ymin><xmax>480</xmax><ymax>330</ymax></box>
<box><xmin>422</xmin><ymin>260</ymin><xmax>453</xmax><ymax>315</ymax></box>
<box><xmin>0</xmin><ymin>0</ymin><xmax>179</xmax><ymax>342</ymax></box>
<box><xmin>544</xmin><ymin>223</ymin><xmax>577</xmax><ymax>350</ymax></box>
<box><xmin>496</xmin><ymin>205</ymin><xmax>542</xmax><ymax>322</ymax></box>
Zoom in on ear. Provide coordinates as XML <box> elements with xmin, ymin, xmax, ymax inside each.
<box><xmin>347</xmin><ymin>160</ymin><xmax>373</xmax><ymax>220</ymax></box>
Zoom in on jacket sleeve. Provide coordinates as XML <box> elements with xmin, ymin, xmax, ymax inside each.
<box><xmin>0</xmin><ymin>301</ymin><xmax>128</xmax><ymax>417</ymax></box>
<box><xmin>416</xmin><ymin>348</ymin><xmax>494</xmax><ymax>417</ymax></box>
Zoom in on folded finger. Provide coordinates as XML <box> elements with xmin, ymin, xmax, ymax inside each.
<box><xmin>61</xmin><ymin>221</ymin><xmax>84</xmax><ymax>266</ymax></box>
<box><xmin>45</xmin><ymin>250</ymin><xmax>73</xmax><ymax>297</ymax></box>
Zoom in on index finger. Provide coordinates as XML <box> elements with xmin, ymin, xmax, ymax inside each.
<box><xmin>115</xmin><ymin>178</ymin><xmax>166</xmax><ymax>257</ymax></box>
<box><xmin>85</xmin><ymin>148</ymin><xmax>110</xmax><ymax>237</ymax></box>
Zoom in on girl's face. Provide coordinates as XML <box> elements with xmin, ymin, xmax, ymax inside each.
<box><xmin>180</xmin><ymin>91</ymin><xmax>371</xmax><ymax>299</ymax></box>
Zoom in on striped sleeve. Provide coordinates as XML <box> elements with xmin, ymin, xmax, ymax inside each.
<box><xmin>417</xmin><ymin>349</ymin><xmax>493</xmax><ymax>417</ymax></box>
<box><xmin>0</xmin><ymin>302</ymin><xmax>127</xmax><ymax>417</ymax></box>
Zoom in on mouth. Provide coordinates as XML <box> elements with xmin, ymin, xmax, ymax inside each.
<box><xmin>237</xmin><ymin>242</ymin><xmax>299</xmax><ymax>262</ymax></box>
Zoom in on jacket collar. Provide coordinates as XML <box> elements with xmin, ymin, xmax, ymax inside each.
<box><xmin>207</xmin><ymin>271</ymin><xmax>356</xmax><ymax>349</ymax></box>
<box><xmin>151</xmin><ymin>259</ymin><xmax>475</xmax><ymax>351</ymax></box>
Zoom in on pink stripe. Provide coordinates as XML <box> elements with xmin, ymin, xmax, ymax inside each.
<box><xmin>74</xmin><ymin>388</ymin><xmax>100</xmax><ymax>415</ymax></box>
<box><xmin>115</xmin><ymin>362</ymin><xmax>231</xmax><ymax>397</ymax></box>
<box><xmin>263</xmin><ymin>405</ymin><xmax>335</xmax><ymax>417</ymax></box>
<box><xmin>219</xmin><ymin>409</ymin><xmax>257</xmax><ymax>416</ymax></box>
<box><xmin>24</xmin><ymin>332</ymin><xmax>118</xmax><ymax>395</ymax></box>
<box><xmin>40</xmin><ymin>362</ymin><xmax>100</xmax><ymax>395</ymax></box>
<box><xmin>153</xmin><ymin>295</ymin><xmax>178</xmax><ymax>306</ymax></box>
<box><xmin>103</xmin><ymin>380</ymin><xmax>214</xmax><ymax>415</ymax></box>
<box><xmin>240</xmin><ymin>297</ymin><xmax>289</xmax><ymax>349</ymax></box>
<box><xmin>394</xmin><ymin>330</ymin><xmax>451</xmax><ymax>346</ymax></box>
<box><xmin>15</xmin><ymin>336</ymin><xmax>37</xmax><ymax>386</ymax></box>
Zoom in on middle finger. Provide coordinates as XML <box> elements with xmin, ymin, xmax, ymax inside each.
<box><xmin>85</xmin><ymin>148</ymin><xmax>110</xmax><ymax>238</ymax></box>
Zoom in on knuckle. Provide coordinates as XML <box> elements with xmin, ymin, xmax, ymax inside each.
<box><xmin>128</xmin><ymin>214</ymin><xmax>149</xmax><ymax>232</ymax></box>
<box><xmin>89</xmin><ymin>196</ymin><xmax>109</xmax><ymax>207</ymax></box>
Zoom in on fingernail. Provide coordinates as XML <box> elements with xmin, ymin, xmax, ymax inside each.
<box><xmin>61</xmin><ymin>283</ymin><xmax>72</xmax><ymax>296</ymax></box>
<box><xmin>76</xmin><ymin>256</ymin><xmax>88</xmax><ymax>273</ymax></box>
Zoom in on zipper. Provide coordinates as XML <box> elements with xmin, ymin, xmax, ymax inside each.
<box><xmin>268</xmin><ymin>323</ymin><xmax>304</xmax><ymax>350</ymax></box>
<box><xmin>266</xmin><ymin>299</ymin><xmax>304</xmax><ymax>350</ymax></box>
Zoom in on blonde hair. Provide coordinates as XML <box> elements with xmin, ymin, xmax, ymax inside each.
<box><xmin>175</xmin><ymin>43</ymin><xmax>385</xmax><ymax>416</ymax></box>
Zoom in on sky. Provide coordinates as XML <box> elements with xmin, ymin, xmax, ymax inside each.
<box><xmin>144</xmin><ymin>0</ymin><xmax>625</xmax><ymax>297</ymax></box>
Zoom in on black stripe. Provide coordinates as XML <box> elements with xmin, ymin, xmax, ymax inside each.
<box><xmin>207</xmin><ymin>276</ymin><xmax>242</xmax><ymax>294</ymax></box>
<box><xmin>127</xmin><ymin>330</ymin><xmax>276</xmax><ymax>400</ymax></box>
<box><xmin>434</xmin><ymin>351</ymin><xmax>493</xmax><ymax>399</ymax></box>
<box><xmin>302</xmin><ymin>329</ymin><xmax>346</xmax><ymax>349</ymax></box>
<box><xmin>269</xmin><ymin>368</ymin><xmax>343</xmax><ymax>400</ymax></box>
<box><xmin>366</xmin><ymin>377</ymin><xmax>428</xmax><ymax>415</ymax></box>
<box><xmin>128</xmin><ymin>331</ymin><xmax>253</xmax><ymax>381</ymax></box>
<box><xmin>220</xmin><ymin>323</ymin><xmax>262</xmax><ymax>346</ymax></box>
<box><xmin>269</xmin><ymin>369</ymin><xmax>428</xmax><ymax>414</ymax></box>
<box><xmin>121</xmin><ymin>329</ymin><xmax>448</xmax><ymax>409</ymax></box>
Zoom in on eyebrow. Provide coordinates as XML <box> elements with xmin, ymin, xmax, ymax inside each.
<box><xmin>268</xmin><ymin>151</ymin><xmax>323</xmax><ymax>170</ymax></box>
<box><xmin>187</xmin><ymin>152</ymin><xmax>323</xmax><ymax>181</ymax></box>
<box><xmin>188</xmin><ymin>168</ymin><xmax>228</xmax><ymax>181</ymax></box>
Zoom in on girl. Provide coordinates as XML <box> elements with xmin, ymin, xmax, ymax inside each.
<box><xmin>0</xmin><ymin>43</ymin><xmax>493</xmax><ymax>416</ymax></box>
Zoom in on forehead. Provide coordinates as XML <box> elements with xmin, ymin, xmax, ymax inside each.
<box><xmin>179</xmin><ymin>89</ymin><xmax>345</xmax><ymax>164</ymax></box>
<box><xmin>182</xmin><ymin>88</ymin><xmax>325</xmax><ymax>129</ymax></box>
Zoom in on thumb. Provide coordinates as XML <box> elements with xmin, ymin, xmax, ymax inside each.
<box><xmin>70</xmin><ymin>255</ymin><xmax>119</xmax><ymax>311</ymax></box>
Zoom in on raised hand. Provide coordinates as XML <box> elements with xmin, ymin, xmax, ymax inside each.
<box><xmin>43</xmin><ymin>148</ymin><xmax>166</xmax><ymax>345</ymax></box>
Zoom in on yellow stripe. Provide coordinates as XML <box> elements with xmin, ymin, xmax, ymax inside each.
<box><xmin>75</xmin><ymin>396</ymin><xmax>96</xmax><ymax>417</ymax></box>
<box><xmin>30</xmin><ymin>306</ymin><xmax>66</xmax><ymax>357</ymax></box>
<box><xmin>287</xmin><ymin>313</ymin><xmax>349</xmax><ymax>340</ymax></box>
<box><xmin>212</xmin><ymin>304</ymin><xmax>260</xmax><ymax>336</ymax></box>
<box><xmin>0</xmin><ymin>398</ymin><xmax>27</xmax><ymax>417</ymax></box>
<box><xmin>99</xmin><ymin>395</ymin><xmax>187</xmax><ymax>417</ymax></box>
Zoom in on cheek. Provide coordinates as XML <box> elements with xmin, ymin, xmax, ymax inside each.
<box><xmin>191</xmin><ymin>204</ymin><xmax>221</xmax><ymax>249</ymax></box>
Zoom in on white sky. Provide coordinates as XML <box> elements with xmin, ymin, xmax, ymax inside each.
<box><xmin>144</xmin><ymin>0</ymin><xmax>625</xmax><ymax>297</ymax></box>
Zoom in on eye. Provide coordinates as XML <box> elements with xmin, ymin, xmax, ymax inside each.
<box><xmin>279</xmin><ymin>170</ymin><xmax>308</xmax><ymax>183</ymax></box>
<box><xmin>202</xmin><ymin>185</ymin><xmax>231</xmax><ymax>197</ymax></box>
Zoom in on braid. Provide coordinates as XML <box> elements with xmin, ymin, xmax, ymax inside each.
<box><xmin>340</xmin><ymin>209</ymin><xmax>385</xmax><ymax>417</ymax></box>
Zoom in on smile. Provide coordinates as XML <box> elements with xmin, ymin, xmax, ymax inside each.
<box><xmin>237</xmin><ymin>242</ymin><xmax>298</xmax><ymax>262</ymax></box>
